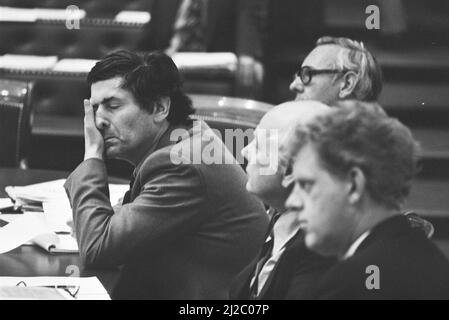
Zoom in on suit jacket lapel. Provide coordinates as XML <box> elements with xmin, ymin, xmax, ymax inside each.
<box><xmin>256</xmin><ymin>230</ymin><xmax>304</xmax><ymax>299</ymax></box>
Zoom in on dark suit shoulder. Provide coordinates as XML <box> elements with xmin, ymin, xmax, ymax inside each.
<box><xmin>231</xmin><ymin>230</ymin><xmax>336</xmax><ymax>300</ymax></box>
<box><xmin>314</xmin><ymin>216</ymin><xmax>449</xmax><ymax>299</ymax></box>
<box><xmin>282</xmin><ymin>232</ymin><xmax>336</xmax><ymax>299</ymax></box>
<box><xmin>136</xmin><ymin>147</ymin><xmax>205</xmax><ymax>188</ymax></box>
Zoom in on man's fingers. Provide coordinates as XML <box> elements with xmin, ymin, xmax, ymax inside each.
<box><xmin>83</xmin><ymin>98</ymin><xmax>104</xmax><ymax>160</ymax></box>
<box><xmin>84</xmin><ymin>99</ymin><xmax>93</xmax><ymax>117</ymax></box>
<box><xmin>84</xmin><ymin>99</ymin><xmax>97</xmax><ymax>129</ymax></box>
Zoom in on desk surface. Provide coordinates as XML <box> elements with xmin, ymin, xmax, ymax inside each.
<box><xmin>0</xmin><ymin>168</ymin><xmax>121</xmax><ymax>295</ymax></box>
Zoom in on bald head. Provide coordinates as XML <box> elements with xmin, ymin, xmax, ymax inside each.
<box><xmin>241</xmin><ymin>100</ymin><xmax>331</xmax><ymax>210</ymax></box>
<box><xmin>259</xmin><ymin>100</ymin><xmax>331</xmax><ymax>133</ymax></box>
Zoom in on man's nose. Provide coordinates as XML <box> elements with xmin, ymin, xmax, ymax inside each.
<box><xmin>241</xmin><ymin>141</ymin><xmax>255</xmax><ymax>162</ymax></box>
<box><xmin>289</xmin><ymin>76</ymin><xmax>305</xmax><ymax>94</ymax></box>
<box><xmin>241</xmin><ymin>145</ymin><xmax>248</xmax><ymax>160</ymax></box>
<box><xmin>285</xmin><ymin>184</ymin><xmax>304</xmax><ymax>211</ymax></box>
<box><xmin>94</xmin><ymin>106</ymin><xmax>109</xmax><ymax>131</ymax></box>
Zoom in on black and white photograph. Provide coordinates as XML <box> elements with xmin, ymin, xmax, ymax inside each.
<box><xmin>0</xmin><ymin>0</ymin><xmax>448</xmax><ymax>304</ymax></box>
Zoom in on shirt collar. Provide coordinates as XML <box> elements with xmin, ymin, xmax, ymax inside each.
<box><xmin>266</xmin><ymin>209</ymin><xmax>302</xmax><ymax>252</ymax></box>
<box><xmin>343</xmin><ymin>230</ymin><xmax>371</xmax><ymax>260</ymax></box>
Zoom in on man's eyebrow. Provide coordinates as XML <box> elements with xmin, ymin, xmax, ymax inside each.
<box><xmin>94</xmin><ymin>96</ymin><xmax>122</xmax><ymax>106</ymax></box>
<box><xmin>293</xmin><ymin>172</ymin><xmax>314</xmax><ymax>182</ymax></box>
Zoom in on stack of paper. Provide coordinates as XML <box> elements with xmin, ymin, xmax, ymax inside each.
<box><xmin>6</xmin><ymin>179</ymin><xmax>67</xmax><ymax>202</ymax></box>
<box><xmin>0</xmin><ymin>54</ymin><xmax>58</xmax><ymax>70</ymax></box>
<box><xmin>5</xmin><ymin>179</ymin><xmax>128</xmax><ymax>213</ymax></box>
<box><xmin>2</xmin><ymin>179</ymin><xmax>129</xmax><ymax>253</ymax></box>
<box><xmin>0</xmin><ymin>212</ymin><xmax>78</xmax><ymax>254</ymax></box>
<box><xmin>5</xmin><ymin>179</ymin><xmax>68</xmax><ymax>212</ymax></box>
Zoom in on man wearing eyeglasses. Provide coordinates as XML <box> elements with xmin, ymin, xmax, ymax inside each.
<box><xmin>289</xmin><ymin>36</ymin><xmax>382</xmax><ymax>104</ymax></box>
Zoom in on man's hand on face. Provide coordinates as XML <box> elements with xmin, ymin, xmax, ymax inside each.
<box><xmin>83</xmin><ymin>99</ymin><xmax>104</xmax><ymax>161</ymax></box>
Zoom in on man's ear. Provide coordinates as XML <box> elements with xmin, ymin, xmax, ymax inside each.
<box><xmin>347</xmin><ymin>167</ymin><xmax>366</xmax><ymax>204</ymax></box>
<box><xmin>153</xmin><ymin>97</ymin><xmax>170</xmax><ymax>123</ymax></box>
<box><xmin>339</xmin><ymin>71</ymin><xmax>358</xmax><ymax>99</ymax></box>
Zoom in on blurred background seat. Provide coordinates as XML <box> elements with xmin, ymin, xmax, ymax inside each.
<box><xmin>190</xmin><ymin>94</ymin><xmax>272</xmax><ymax>165</ymax></box>
<box><xmin>0</xmin><ymin>78</ymin><xmax>33</xmax><ymax>168</ymax></box>
<box><xmin>0</xmin><ymin>0</ymin><xmax>153</xmax><ymax>18</ymax></box>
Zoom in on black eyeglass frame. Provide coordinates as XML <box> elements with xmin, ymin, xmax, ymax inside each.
<box><xmin>295</xmin><ymin>66</ymin><xmax>353</xmax><ymax>85</ymax></box>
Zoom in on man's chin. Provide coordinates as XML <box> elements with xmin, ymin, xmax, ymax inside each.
<box><xmin>246</xmin><ymin>181</ymin><xmax>269</xmax><ymax>202</ymax></box>
<box><xmin>104</xmin><ymin>147</ymin><xmax>120</xmax><ymax>160</ymax></box>
<box><xmin>245</xmin><ymin>181</ymin><xmax>259</xmax><ymax>196</ymax></box>
<box><xmin>306</xmin><ymin>236</ymin><xmax>337</xmax><ymax>257</ymax></box>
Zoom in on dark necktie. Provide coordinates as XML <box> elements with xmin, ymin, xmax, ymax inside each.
<box><xmin>249</xmin><ymin>210</ymin><xmax>282</xmax><ymax>299</ymax></box>
<box><xmin>169</xmin><ymin>0</ymin><xmax>207</xmax><ymax>52</ymax></box>
<box><xmin>121</xmin><ymin>175</ymin><xmax>135</xmax><ymax>205</ymax></box>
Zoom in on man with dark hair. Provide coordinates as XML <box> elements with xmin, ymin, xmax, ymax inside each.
<box><xmin>86</xmin><ymin>50</ymin><xmax>195</xmax><ymax>127</ymax></box>
<box><xmin>64</xmin><ymin>50</ymin><xmax>269</xmax><ymax>299</ymax></box>
<box><xmin>283</xmin><ymin>103</ymin><xmax>449</xmax><ymax>299</ymax></box>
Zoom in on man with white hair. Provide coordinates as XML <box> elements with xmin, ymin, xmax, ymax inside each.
<box><xmin>230</xmin><ymin>100</ymin><xmax>336</xmax><ymax>299</ymax></box>
<box><xmin>288</xmin><ymin>36</ymin><xmax>434</xmax><ymax>238</ymax></box>
<box><xmin>289</xmin><ymin>36</ymin><xmax>382</xmax><ymax>104</ymax></box>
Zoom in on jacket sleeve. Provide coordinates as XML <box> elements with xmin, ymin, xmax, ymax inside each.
<box><xmin>64</xmin><ymin>158</ymin><xmax>209</xmax><ymax>268</ymax></box>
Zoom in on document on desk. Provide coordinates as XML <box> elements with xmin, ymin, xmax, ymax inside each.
<box><xmin>0</xmin><ymin>198</ymin><xmax>14</xmax><ymax>211</ymax></box>
<box><xmin>0</xmin><ymin>212</ymin><xmax>78</xmax><ymax>254</ymax></box>
<box><xmin>0</xmin><ymin>277</ymin><xmax>110</xmax><ymax>300</ymax></box>
<box><xmin>5</xmin><ymin>179</ymin><xmax>67</xmax><ymax>203</ymax></box>
<box><xmin>5</xmin><ymin>179</ymin><xmax>129</xmax><ymax>209</ymax></box>
<box><xmin>1</xmin><ymin>179</ymin><xmax>128</xmax><ymax>254</ymax></box>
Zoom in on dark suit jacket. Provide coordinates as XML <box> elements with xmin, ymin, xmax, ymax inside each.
<box><xmin>230</xmin><ymin>229</ymin><xmax>336</xmax><ymax>300</ymax></box>
<box><xmin>143</xmin><ymin>0</ymin><xmax>268</xmax><ymax>60</ymax></box>
<box><xmin>64</xmin><ymin>120</ymin><xmax>269</xmax><ymax>299</ymax></box>
<box><xmin>312</xmin><ymin>215</ymin><xmax>449</xmax><ymax>299</ymax></box>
